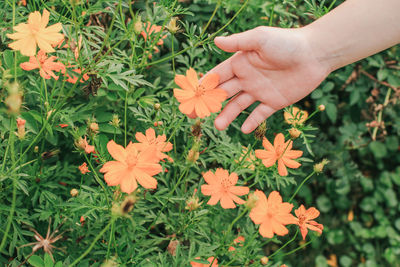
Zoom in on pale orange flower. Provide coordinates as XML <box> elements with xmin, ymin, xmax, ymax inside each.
<box><xmin>66</xmin><ymin>68</ymin><xmax>89</xmax><ymax>84</ymax></box>
<box><xmin>201</xmin><ymin>168</ymin><xmax>249</xmax><ymax>209</ymax></box>
<box><xmin>174</xmin><ymin>68</ymin><xmax>227</xmax><ymax>118</ymax></box>
<box><xmin>78</xmin><ymin>162</ymin><xmax>90</xmax><ymax>174</ymax></box>
<box><xmin>20</xmin><ymin>50</ymin><xmax>66</xmax><ymax>80</ymax></box>
<box><xmin>190</xmin><ymin>257</ymin><xmax>218</xmax><ymax>267</ymax></box>
<box><xmin>20</xmin><ymin>0</ymin><xmax>26</xmax><ymax>6</ymax></box>
<box><xmin>99</xmin><ymin>140</ymin><xmax>162</xmax><ymax>194</ymax></box>
<box><xmin>134</xmin><ymin>128</ymin><xmax>173</xmax><ymax>161</ymax></box>
<box><xmin>228</xmin><ymin>235</ymin><xmax>245</xmax><ymax>251</ymax></box>
<box><xmin>294</xmin><ymin>205</ymin><xmax>323</xmax><ymax>240</ymax></box>
<box><xmin>284</xmin><ymin>106</ymin><xmax>308</xmax><ymax>126</ymax></box>
<box><xmin>249</xmin><ymin>190</ymin><xmax>297</xmax><ymax>238</ymax></box>
<box><xmin>255</xmin><ymin>133</ymin><xmax>303</xmax><ymax>176</ymax></box>
<box><xmin>141</xmin><ymin>22</ymin><xmax>167</xmax><ymax>47</ymax></box>
<box><xmin>7</xmin><ymin>9</ymin><xmax>64</xmax><ymax>56</ymax></box>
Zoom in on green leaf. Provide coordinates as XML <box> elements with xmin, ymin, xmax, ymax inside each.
<box><xmin>28</xmin><ymin>255</ymin><xmax>44</xmax><ymax>267</ymax></box>
<box><xmin>316</xmin><ymin>195</ymin><xmax>332</xmax><ymax>212</ymax></box>
<box><xmin>322</xmin><ymin>82</ymin><xmax>334</xmax><ymax>92</ymax></box>
<box><xmin>339</xmin><ymin>255</ymin><xmax>353</xmax><ymax>267</ymax></box>
<box><xmin>44</xmin><ymin>253</ymin><xmax>54</xmax><ymax>267</ymax></box>
<box><xmin>369</xmin><ymin>141</ymin><xmax>387</xmax><ymax>158</ymax></box>
<box><xmin>325</xmin><ymin>103</ymin><xmax>337</xmax><ymax>123</ymax></box>
<box><xmin>3</xmin><ymin>50</ymin><xmax>14</xmax><ymax>69</ymax></box>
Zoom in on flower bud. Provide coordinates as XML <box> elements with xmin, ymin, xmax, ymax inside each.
<box><xmin>101</xmin><ymin>257</ymin><xmax>118</xmax><ymax>267</ymax></box>
<box><xmin>133</xmin><ymin>17</ymin><xmax>142</xmax><ymax>34</ymax></box>
<box><xmin>313</xmin><ymin>159</ymin><xmax>329</xmax><ymax>173</ymax></box>
<box><xmin>347</xmin><ymin>209</ymin><xmax>354</xmax><ymax>222</ymax></box>
<box><xmin>186</xmin><ymin>189</ymin><xmax>202</xmax><ymax>211</ymax></box>
<box><xmin>260</xmin><ymin>256</ymin><xmax>269</xmax><ymax>265</ymax></box>
<box><xmin>318</xmin><ymin>104</ymin><xmax>325</xmax><ymax>111</ymax></box>
<box><xmin>167</xmin><ymin>239</ymin><xmax>179</xmax><ymax>256</ymax></box>
<box><xmin>89</xmin><ymin>122</ymin><xmax>99</xmax><ymax>134</ymax></box>
<box><xmin>191</xmin><ymin>120</ymin><xmax>202</xmax><ymax>138</ymax></box>
<box><xmin>112</xmin><ymin>195</ymin><xmax>137</xmax><ymax>217</ymax></box>
<box><xmin>70</xmin><ymin>188</ymin><xmax>79</xmax><ymax>197</ymax></box>
<box><xmin>78</xmin><ymin>162</ymin><xmax>90</xmax><ymax>174</ymax></box>
<box><xmin>154</xmin><ymin>103</ymin><xmax>161</xmax><ymax>110</ymax></box>
<box><xmin>34</xmin><ymin>146</ymin><xmax>39</xmax><ymax>153</ymax></box>
<box><xmin>166</xmin><ymin>17</ymin><xmax>180</xmax><ymax>34</ymax></box>
<box><xmin>5</xmin><ymin>82</ymin><xmax>22</xmax><ymax>114</ymax></box>
<box><xmin>245</xmin><ymin>192</ymin><xmax>259</xmax><ymax>209</ymax></box>
<box><xmin>110</xmin><ymin>114</ymin><xmax>120</xmax><ymax>127</ymax></box>
<box><xmin>187</xmin><ymin>149</ymin><xmax>199</xmax><ymax>163</ymax></box>
<box><xmin>16</xmin><ymin>118</ymin><xmax>26</xmax><ymax>140</ymax></box>
<box><xmin>288</xmin><ymin>128</ymin><xmax>301</xmax><ymax>139</ymax></box>
<box><xmin>254</xmin><ymin>121</ymin><xmax>267</xmax><ymax>140</ymax></box>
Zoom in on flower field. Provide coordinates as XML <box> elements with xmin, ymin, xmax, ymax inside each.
<box><xmin>1</xmin><ymin>0</ymin><xmax>399</xmax><ymax>266</ymax></box>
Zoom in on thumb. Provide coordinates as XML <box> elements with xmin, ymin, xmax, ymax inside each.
<box><xmin>214</xmin><ymin>27</ymin><xmax>263</xmax><ymax>53</ymax></box>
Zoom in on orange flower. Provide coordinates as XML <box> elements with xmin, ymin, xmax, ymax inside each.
<box><xmin>249</xmin><ymin>190</ymin><xmax>297</xmax><ymax>238</ymax></box>
<box><xmin>19</xmin><ymin>0</ymin><xmax>26</xmax><ymax>6</ymax></box>
<box><xmin>173</xmin><ymin>68</ymin><xmax>227</xmax><ymax>118</ymax></box>
<box><xmin>20</xmin><ymin>50</ymin><xmax>66</xmax><ymax>80</ymax></box>
<box><xmin>76</xmin><ymin>136</ymin><xmax>95</xmax><ymax>154</ymax></box>
<box><xmin>228</xmin><ymin>235</ymin><xmax>245</xmax><ymax>251</ymax></box>
<box><xmin>294</xmin><ymin>205</ymin><xmax>323</xmax><ymax>240</ymax></box>
<box><xmin>7</xmin><ymin>9</ymin><xmax>64</xmax><ymax>56</ymax></box>
<box><xmin>58</xmin><ymin>124</ymin><xmax>68</xmax><ymax>128</ymax></box>
<box><xmin>78</xmin><ymin>162</ymin><xmax>90</xmax><ymax>174</ymax></box>
<box><xmin>99</xmin><ymin>140</ymin><xmax>162</xmax><ymax>194</ymax></box>
<box><xmin>255</xmin><ymin>133</ymin><xmax>302</xmax><ymax>176</ymax></box>
<box><xmin>66</xmin><ymin>68</ymin><xmax>89</xmax><ymax>84</ymax></box>
<box><xmin>284</xmin><ymin>106</ymin><xmax>308</xmax><ymax>125</ymax></box>
<box><xmin>134</xmin><ymin>128</ymin><xmax>173</xmax><ymax>161</ymax></box>
<box><xmin>141</xmin><ymin>22</ymin><xmax>167</xmax><ymax>47</ymax></box>
<box><xmin>190</xmin><ymin>257</ymin><xmax>218</xmax><ymax>267</ymax></box>
<box><xmin>201</xmin><ymin>168</ymin><xmax>249</xmax><ymax>209</ymax></box>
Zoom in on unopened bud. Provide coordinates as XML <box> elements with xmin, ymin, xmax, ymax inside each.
<box><xmin>254</xmin><ymin>121</ymin><xmax>267</xmax><ymax>140</ymax></box>
<box><xmin>34</xmin><ymin>146</ymin><xmax>39</xmax><ymax>153</ymax></box>
<box><xmin>318</xmin><ymin>104</ymin><xmax>325</xmax><ymax>111</ymax></box>
<box><xmin>187</xmin><ymin>149</ymin><xmax>199</xmax><ymax>163</ymax></box>
<box><xmin>167</xmin><ymin>239</ymin><xmax>179</xmax><ymax>256</ymax></box>
<box><xmin>191</xmin><ymin>120</ymin><xmax>202</xmax><ymax>138</ymax></box>
<box><xmin>89</xmin><ymin>122</ymin><xmax>99</xmax><ymax>134</ymax></box>
<box><xmin>16</xmin><ymin>118</ymin><xmax>26</xmax><ymax>140</ymax></box>
<box><xmin>245</xmin><ymin>192</ymin><xmax>259</xmax><ymax>209</ymax></box>
<box><xmin>154</xmin><ymin>103</ymin><xmax>161</xmax><ymax>110</ymax></box>
<box><xmin>313</xmin><ymin>159</ymin><xmax>329</xmax><ymax>173</ymax></box>
<box><xmin>347</xmin><ymin>210</ymin><xmax>354</xmax><ymax>222</ymax></box>
<box><xmin>112</xmin><ymin>195</ymin><xmax>137</xmax><ymax>217</ymax></box>
<box><xmin>133</xmin><ymin>17</ymin><xmax>142</xmax><ymax>34</ymax></box>
<box><xmin>166</xmin><ymin>17</ymin><xmax>180</xmax><ymax>34</ymax></box>
<box><xmin>260</xmin><ymin>256</ymin><xmax>269</xmax><ymax>265</ymax></box>
<box><xmin>70</xmin><ymin>188</ymin><xmax>79</xmax><ymax>197</ymax></box>
<box><xmin>186</xmin><ymin>189</ymin><xmax>202</xmax><ymax>211</ymax></box>
<box><xmin>110</xmin><ymin>114</ymin><xmax>120</xmax><ymax>127</ymax></box>
<box><xmin>288</xmin><ymin>128</ymin><xmax>301</xmax><ymax>139</ymax></box>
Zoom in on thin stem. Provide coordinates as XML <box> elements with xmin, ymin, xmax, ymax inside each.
<box><xmin>83</xmin><ymin>153</ymin><xmax>110</xmax><ymax>207</ymax></box>
<box><xmin>171</xmin><ymin>36</ymin><xmax>175</xmax><ymax>75</ymax></box>
<box><xmin>106</xmin><ymin>219</ymin><xmax>116</xmax><ymax>259</ymax></box>
<box><xmin>288</xmin><ymin>171</ymin><xmax>315</xmax><ymax>202</ymax></box>
<box><xmin>268</xmin><ymin>0</ymin><xmax>277</xmax><ymax>26</ymax></box>
<box><xmin>372</xmin><ymin>87</ymin><xmax>391</xmax><ymax>140</ymax></box>
<box><xmin>68</xmin><ymin>219</ymin><xmax>114</xmax><ymax>267</ymax></box>
<box><xmin>283</xmin><ymin>238</ymin><xmax>313</xmax><ymax>256</ymax></box>
<box><xmin>199</xmin><ymin>0</ymin><xmax>221</xmax><ymax>39</ymax></box>
<box><xmin>269</xmin><ymin>229</ymin><xmax>298</xmax><ymax>258</ymax></box>
<box><xmin>124</xmin><ymin>90</ymin><xmax>129</xmax><ymax>146</ymax></box>
<box><xmin>143</xmin><ymin>0</ymin><xmax>250</xmax><ymax>68</ymax></box>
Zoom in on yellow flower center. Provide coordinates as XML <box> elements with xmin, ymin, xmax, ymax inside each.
<box><xmin>194</xmin><ymin>85</ymin><xmax>206</xmax><ymax>97</ymax></box>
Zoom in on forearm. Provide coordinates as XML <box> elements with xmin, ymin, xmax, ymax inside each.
<box><xmin>302</xmin><ymin>0</ymin><xmax>400</xmax><ymax>72</ymax></box>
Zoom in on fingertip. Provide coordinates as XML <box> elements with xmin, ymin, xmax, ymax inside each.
<box><xmin>241</xmin><ymin>123</ymin><xmax>254</xmax><ymax>134</ymax></box>
<box><xmin>214</xmin><ymin>116</ymin><xmax>227</xmax><ymax>131</ymax></box>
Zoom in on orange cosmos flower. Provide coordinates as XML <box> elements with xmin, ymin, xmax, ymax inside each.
<box><xmin>78</xmin><ymin>162</ymin><xmax>90</xmax><ymax>174</ymax></box>
<box><xmin>249</xmin><ymin>190</ymin><xmax>297</xmax><ymax>238</ymax></box>
<box><xmin>284</xmin><ymin>106</ymin><xmax>308</xmax><ymax>126</ymax></box>
<box><xmin>66</xmin><ymin>68</ymin><xmax>90</xmax><ymax>84</ymax></box>
<box><xmin>255</xmin><ymin>133</ymin><xmax>303</xmax><ymax>176</ymax></box>
<box><xmin>134</xmin><ymin>128</ymin><xmax>173</xmax><ymax>161</ymax></box>
<box><xmin>294</xmin><ymin>205</ymin><xmax>323</xmax><ymax>240</ymax></box>
<box><xmin>228</xmin><ymin>235</ymin><xmax>245</xmax><ymax>251</ymax></box>
<box><xmin>7</xmin><ymin>9</ymin><xmax>64</xmax><ymax>56</ymax></box>
<box><xmin>20</xmin><ymin>50</ymin><xmax>66</xmax><ymax>80</ymax></box>
<box><xmin>190</xmin><ymin>257</ymin><xmax>218</xmax><ymax>267</ymax></box>
<box><xmin>174</xmin><ymin>68</ymin><xmax>227</xmax><ymax>118</ymax></box>
<box><xmin>99</xmin><ymin>140</ymin><xmax>162</xmax><ymax>194</ymax></box>
<box><xmin>201</xmin><ymin>168</ymin><xmax>249</xmax><ymax>209</ymax></box>
<box><xmin>141</xmin><ymin>22</ymin><xmax>167</xmax><ymax>49</ymax></box>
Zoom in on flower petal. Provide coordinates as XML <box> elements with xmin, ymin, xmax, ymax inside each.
<box><xmin>107</xmin><ymin>140</ymin><xmax>126</xmax><ymax>162</ymax></box>
<box><xmin>201</xmin><ymin>73</ymin><xmax>219</xmax><ymax>90</ymax></box>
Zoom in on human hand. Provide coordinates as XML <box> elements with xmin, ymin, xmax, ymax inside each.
<box><xmin>210</xmin><ymin>26</ymin><xmax>331</xmax><ymax>134</ymax></box>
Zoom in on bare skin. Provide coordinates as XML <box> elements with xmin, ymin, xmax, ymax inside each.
<box><xmin>211</xmin><ymin>0</ymin><xmax>400</xmax><ymax>134</ymax></box>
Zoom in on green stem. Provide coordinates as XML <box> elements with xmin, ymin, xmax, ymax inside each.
<box><xmin>283</xmin><ymin>238</ymin><xmax>313</xmax><ymax>256</ymax></box>
<box><xmin>83</xmin><ymin>153</ymin><xmax>110</xmax><ymax>207</ymax></box>
<box><xmin>288</xmin><ymin>171</ymin><xmax>315</xmax><ymax>203</ymax></box>
<box><xmin>199</xmin><ymin>0</ymin><xmax>221</xmax><ymax>39</ymax></box>
<box><xmin>143</xmin><ymin>0</ymin><xmax>249</xmax><ymax>68</ymax></box>
<box><xmin>171</xmin><ymin>36</ymin><xmax>175</xmax><ymax>75</ymax></box>
<box><xmin>0</xmin><ymin>178</ymin><xmax>17</xmax><ymax>253</ymax></box>
<box><xmin>124</xmin><ymin>90</ymin><xmax>129</xmax><ymax>147</ymax></box>
<box><xmin>268</xmin><ymin>0</ymin><xmax>277</xmax><ymax>26</ymax></box>
<box><xmin>68</xmin><ymin>219</ymin><xmax>114</xmax><ymax>267</ymax></box>
<box><xmin>269</xmin><ymin>229</ymin><xmax>298</xmax><ymax>258</ymax></box>
<box><xmin>106</xmin><ymin>219</ymin><xmax>116</xmax><ymax>259</ymax></box>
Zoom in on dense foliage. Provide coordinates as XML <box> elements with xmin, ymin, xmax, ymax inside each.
<box><xmin>1</xmin><ymin>0</ymin><xmax>399</xmax><ymax>266</ymax></box>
